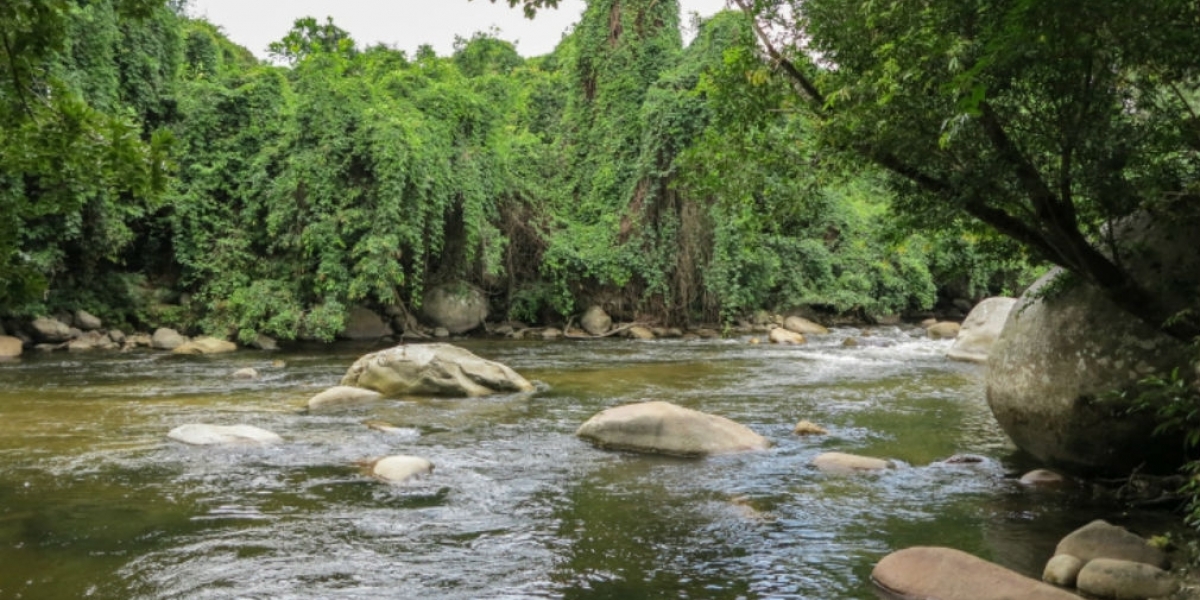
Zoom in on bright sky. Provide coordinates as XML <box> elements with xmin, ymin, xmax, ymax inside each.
<box><xmin>186</xmin><ymin>0</ymin><xmax>732</xmax><ymax>60</ymax></box>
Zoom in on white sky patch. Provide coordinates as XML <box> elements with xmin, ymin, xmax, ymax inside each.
<box><xmin>185</xmin><ymin>0</ymin><xmax>731</xmax><ymax>59</ymax></box>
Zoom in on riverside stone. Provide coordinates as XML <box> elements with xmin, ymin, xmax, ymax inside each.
<box><xmin>1076</xmin><ymin>558</ymin><xmax>1176</xmax><ymax>599</ymax></box>
<box><xmin>173</xmin><ymin>336</ymin><xmax>237</xmax><ymax>355</ymax></box>
<box><xmin>576</xmin><ymin>401</ymin><xmax>770</xmax><ymax>457</ymax></box>
<box><xmin>783</xmin><ymin>316</ymin><xmax>829</xmax><ymax>336</ymax></box>
<box><xmin>581</xmin><ymin>306</ymin><xmax>612</xmax><ymax>336</ymax></box>
<box><xmin>925</xmin><ymin>321</ymin><xmax>961</xmax><ymax>339</ymax></box>
<box><xmin>1055</xmin><ymin>520</ymin><xmax>1168</xmax><ymax>568</ymax></box>
<box><xmin>151</xmin><ymin>328</ymin><xmax>187</xmax><ymax>350</ymax></box>
<box><xmin>769</xmin><ymin>327</ymin><xmax>806</xmax><ymax>344</ymax></box>
<box><xmin>1042</xmin><ymin>554</ymin><xmax>1084</xmax><ymax>587</ymax></box>
<box><xmin>0</xmin><ymin>336</ymin><xmax>22</xmax><ymax>358</ymax></box>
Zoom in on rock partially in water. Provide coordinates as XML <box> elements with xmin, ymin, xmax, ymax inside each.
<box><xmin>576</xmin><ymin>401</ymin><xmax>770</xmax><ymax>457</ymax></box>
<box><xmin>626</xmin><ymin>326</ymin><xmax>655</xmax><ymax>340</ymax></box>
<box><xmin>987</xmin><ymin>215</ymin><xmax>1200</xmax><ymax>475</ymax></box>
<box><xmin>812</xmin><ymin>452</ymin><xmax>893</xmax><ymax>474</ymax></box>
<box><xmin>249</xmin><ymin>334</ymin><xmax>278</xmax><ymax>351</ymax></box>
<box><xmin>173</xmin><ymin>336</ymin><xmax>237</xmax><ymax>355</ymax></box>
<box><xmin>946</xmin><ymin>297</ymin><xmax>1016</xmax><ymax>364</ymax></box>
<box><xmin>1055</xmin><ymin>520</ymin><xmax>1168</xmax><ymax>568</ymax></box>
<box><xmin>151</xmin><ymin>328</ymin><xmax>188</xmax><ymax>350</ymax></box>
<box><xmin>309</xmin><ymin>386</ymin><xmax>383</xmax><ymax>411</ymax></box>
<box><xmin>0</xmin><ymin>335</ymin><xmax>22</xmax><ymax>358</ymax></box>
<box><xmin>1042</xmin><ymin>554</ymin><xmax>1084</xmax><ymax>587</ymax></box>
<box><xmin>232</xmin><ymin>367</ymin><xmax>259</xmax><ymax>380</ymax></box>
<box><xmin>340</xmin><ymin>343</ymin><xmax>534</xmax><ymax>397</ymax></box>
<box><xmin>371</xmin><ymin>455</ymin><xmax>433</xmax><ymax>484</ymax></box>
<box><xmin>873</xmin><ymin>546</ymin><xmax>1080</xmax><ymax>600</ymax></box>
<box><xmin>167</xmin><ymin>424</ymin><xmax>283</xmax><ymax>446</ymax></box>
<box><xmin>925</xmin><ymin>321</ymin><xmax>961</xmax><ymax>340</ymax></box>
<box><xmin>768</xmin><ymin>327</ymin><xmax>806</xmax><ymax>345</ymax></box>
<box><xmin>792</xmin><ymin>420</ymin><xmax>828</xmax><ymax>436</ymax></box>
<box><xmin>783</xmin><ymin>316</ymin><xmax>829</xmax><ymax>336</ymax></box>
<box><xmin>1076</xmin><ymin>558</ymin><xmax>1176</xmax><ymax>599</ymax></box>
<box><xmin>1020</xmin><ymin>469</ymin><xmax>1067</xmax><ymax>486</ymax></box>
<box><xmin>581</xmin><ymin>306</ymin><xmax>612</xmax><ymax>336</ymax></box>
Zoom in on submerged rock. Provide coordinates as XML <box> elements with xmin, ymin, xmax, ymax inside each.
<box><xmin>793</xmin><ymin>420</ymin><xmax>828</xmax><ymax>436</ymax></box>
<box><xmin>232</xmin><ymin>367</ymin><xmax>259</xmax><ymax>380</ymax></box>
<box><xmin>576</xmin><ymin>401</ymin><xmax>770</xmax><ymax>457</ymax></box>
<box><xmin>371</xmin><ymin>455</ymin><xmax>433</xmax><ymax>484</ymax></box>
<box><xmin>873</xmin><ymin>546</ymin><xmax>1080</xmax><ymax>600</ymax></box>
<box><xmin>1020</xmin><ymin>469</ymin><xmax>1066</xmax><ymax>486</ymax></box>
<box><xmin>812</xmin><ymin>452</ymin><xmax>893</xmax><ymax>474</ymax></box>
<box><xmin>308</xmin><ymin>386</ymin><xmax>383</xmax><ymax>411</ymax></box>
<box><xmin>925</xmin><ymin>321</ymin><xmax>961</xmax><ymax>339</ymax></box>
<box><xmin>167</xmin><ymin>424</ymin><xmax>283</xmax><ymax>446</ymax></box>
<box><xmin>340</xmin><ymin>343</ymin><xmax>534</xmax><ymax>397</ymax></box>
<box><xmin>946</xmin><ymin>297</ymin><xmax>1016</xmax><ymax>364</ymax></box>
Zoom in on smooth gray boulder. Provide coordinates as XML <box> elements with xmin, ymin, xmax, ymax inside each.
<box><xmin>151</xmin><ymin>328</ymin><xmax>188</xmax><ymax>350</ymax></box>
<box><xmin>873</xmin><ymin>547</ymin><xmax>1080</xmax><ymax>600</ymax></box>
<box><xmin>946</xmin><ymin>297</ymin><xmax>1016</xmax><ymax>364</ymax></box>
<box><xmin>576</xmin><ymin>401</ymin><xmax>770</xmax><ymax>457</ymax></box>
<box><xmin>581</xmin><ymin>306</ymin><xmax>612</xmax><ymax>336</ymax></box>
<box><xmin>1076</xmin><ymin>558</ymin><xmax>1176</xmax><ymax>599</ymax></box>
<box><xmin>30</xmin><ymin>317</ymin><xmax>73</xmax><ymax>343</ymax></box>
<box><xmin>340</xmin><ymin>343</ymin><xmax>533</xmax><ymax>397</ymax></box>
<box><xmin>0</xmin><ymin>336</ymin><xmax>22</xmax><ymax>358</ymax></box>
<box><xmin>1055</xmin><ymin>520</ymin><xmax>1168</xmax><ymax>568</ymax></box>
<box><xmin>987</xmin><ymin>214</ymin><xmax>1200</xmax><ymax>474</ymax></box>
<box><xmin>421</xmin><ymin>282</ymin><xmax>488</xmax><ymax>334</ymax></box>
<box><xmin>167</xmin><ymin>424</ymin><xmax>283</xmax><ymax>446</ymax></box>
<box><xmin>308</xmin><ymin>386</ymin><xmax>383</xmax><ymax>411</ymax></box>
<box><xmin>338</xmin><ymin>306</ymin><xmax>392</xmax><ymax>340</ymax></box>
<box><xmin>371</xmin><ymin>455</ymin><xmax>433</xmax><ymax>484</ymax></box>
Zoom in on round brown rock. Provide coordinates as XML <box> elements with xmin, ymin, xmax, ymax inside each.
<box><xmin>812</xmin><ymin>452</ymin><xmax>892</xmax><ymax>474</ymax></box>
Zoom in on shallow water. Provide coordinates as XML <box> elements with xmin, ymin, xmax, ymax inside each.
<box><xmin>0</xmin><ymin>328</ymin><xmax>1182</xmax><ymax>599</ymax></box>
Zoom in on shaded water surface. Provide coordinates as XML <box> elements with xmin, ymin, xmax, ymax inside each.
<box><xmin>0</xmin><ymin>328</ymin><xmax>1182</xmax><ymax>598</ymax></box>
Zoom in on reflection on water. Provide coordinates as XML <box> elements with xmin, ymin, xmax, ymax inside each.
<box><xmin>0</xmin><ymin>329</ymin><xmax>1184</xmax><ymax>599</ymax></box>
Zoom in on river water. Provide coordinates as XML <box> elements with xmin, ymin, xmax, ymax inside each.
<box><xmin>0</xmin><ymin>327</ymin><xmax>1183</xmax><ymax>599</ymax></box>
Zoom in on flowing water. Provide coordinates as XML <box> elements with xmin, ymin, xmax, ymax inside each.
<box><xmin>0</xmin><ymin>327</ymin><xmax>1183</xmax><ymax>599</ymax></box>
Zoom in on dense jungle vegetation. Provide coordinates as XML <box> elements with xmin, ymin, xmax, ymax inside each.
<box><xmin>2</xmin><ymin>0</ymin><xmax>1053</xmax><ymax>341</ymax></box>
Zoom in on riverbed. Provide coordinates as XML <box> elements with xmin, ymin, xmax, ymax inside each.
<box><xmin>0</xmin><ymin>327</ymin><xmax>1181</xmax><ymax>599</ymax></box>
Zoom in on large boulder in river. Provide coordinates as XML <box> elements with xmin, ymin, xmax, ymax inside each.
<box><xmin>167</xmin><ymin>424</ymin><xmax>283</xmax><ymax>446</ymax></box>
<box><xmin>987</xmin><ymin>213</ymin><xmax>1200</xmax><ymax>474</ymax></box>
<box><xmin>340</xmin><ymin>343</ymin><xmax>533</xmax><ymax>397</ymax></box>
<box><xmin>1054</xmin><ymin>520</ymin><xmax>1168</xmax><ymax>568</ymax></box>
<box><xmin>873</xmin><ymin>547</ymin><xmax>1080</xmax><ymax>600</ymax></box>
<box><xmin>0</xmin><ymin>336</ymin><xmax>22</xmax><ymax>358</ymax></box>
<box><xmin>421</xmin><ymin>282</ymin><xmax>488</xmax><ymax>334</ymax></box>
<box><xmin>338</xmin><ymin>306</ymin><xmax>392</xmax><ymax>340</ymax></box>
<box><xmin>576</xmin><ymin>401</ymin><xmax>770</xmax><ymax>457</ymax></box>
<box><xmin>580</xmin><ymin>306</ymin><xmax>612</xmax><ymax>336</ymax></box>
<box><xmin>946</xmin><ymin>297</ymin><xmax>1016</xmax><ymax>364</ymax></box>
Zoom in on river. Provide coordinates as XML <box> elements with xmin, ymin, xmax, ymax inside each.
<box><xmin>0</xmin><ymin>327</ymin><xmax>1182</xmax><ymax>599</ymax></box>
